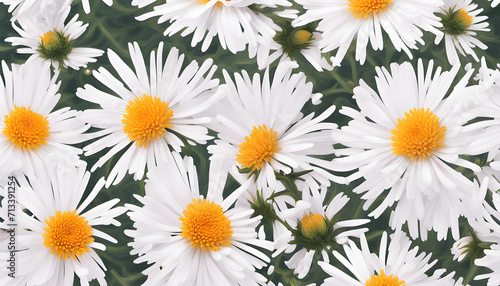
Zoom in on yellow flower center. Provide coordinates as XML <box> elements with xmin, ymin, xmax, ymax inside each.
<box><xmin>42</xmin><ymin>210</ymin><xmax>94</xmax><ymax>261</ymax></box>
<box><xmin>348</xmin><ymin>0</ymin><xmax>393</xmax><ymax>19</ymax></box>
<box><xmin>179</xmin><ymin>199</ymin><xmax>233</xmax><ymax>252</ymax></box>
<box><xmin>39</xmin><ymin>29</ymin><xmax>58</xmax><ymax>47</ymax></box>
<box><xmin>365</xmin><ymin>269</ymin><xmax>406</xmax><ymax>286</ymax></box>
<box><xmin>457</xmin><ymin>8</ymin><xmax>473</xmax><ymax>28</ymax></box>
<box><xmin>300</xmin><ymin>212</ymin><xmax>327</xmax><ymax>239</ymax></box>
<box><xmin>236</xmin><ymin>124</ymin><xmax>280</xmax><ymax>171</ymax></box>
<box><xmin>391</xmin><ymin>108</ymin><xmax>446</xmax><ymax>162</ymax></box>
<box><xmin>291</xmin><ymin>30</ymin><xmax>313</xmax><ymax>46</ymax></box>
<box><xmin>2</xmin><ymin>105</ymin><xmax>50</xmax><ymax>150</ymax></box>
<box><xmin>122</xmin><ymin>94</ymin><xmax>174</xmax><ymax>148</ymax></box>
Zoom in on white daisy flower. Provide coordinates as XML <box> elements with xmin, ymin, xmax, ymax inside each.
<box><xmin>76</xmin><ymin>42</ymin><xmax>224</xmax><ymax>188</ymax></box>
<box><xmin>125</xmin><ymin>153</ymin><xmax>273</xmax><ymax>285</ymax></box>
<box><xmin>318</xmin><ymin>231</ymin><xmax>456</xmax><ymax>285</ymax></box>
<box><xmin>332</xmin><ymin>59</ymin><xmax>481</xmax><ymax>240</ymax></box>
<box><xmin>0</xmin><ymin>60</ymin><xmax>89</xmax><ymax>180</ymax></box>
<box><xmin>81</xmin><ymin>0</ymin><xmax>113</xmax><ymax>14</ymax></box>
<box><xmin>5</xmin><ymin>0</ymin><xmax>103</xmax><ymax>70</ymax></box>
<box><xmin>257</xmin><ymin>20</ymin><xmax>333</xmax><ymax>72</ymax></box>
<box><xmin>0</xmin><ymin>159</ymin><xmax>127</xmax><ymax>286</ymax></box>
<box><xmin>208</xmin><ymin>61</ymin><xmax>342</xmax><ymax>189</ymax></box>
<box><xmin>292</xmin><ymin>0</ymin><xmax>443</xmax><ymax>67</ymax></box>
<box><xmin>273</xmin><ymin>184</ymin><xmax>369</xmax><ymax>279</ymax></box>
<box><xmin>133</xmin><ymin>0</ymin><xmax>289</xmax><ymax>57</ymax></box>
<box><xmin>489</xmin><ymin>0</ymin><xmax>500</xmax><ymax>7</ymax></box>
<box><xmin>435</xmin><ymin>0</ymin><xmax>490</xmax><ymax>65</ymax></box>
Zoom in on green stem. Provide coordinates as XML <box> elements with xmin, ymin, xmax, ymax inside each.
<box><xmin>96</xmin><ymin>21</ymin><xmax>129</xmax><ymax>55</ymax></box>
<box><xmin>329</xmin><ymin>68</ymin><xmax>353</xmax><ymax>94</ymax></box>
<box><xmin>463</xmin><ymin>263</ymin><xmax>478</xmax><ymax>285</ymax></box>
<box><xmin>275</xmin><ymin>216</ymin><xmax>295</xmax><ymax>233</ymax></box>
<box><xmin>350</xmin><ymin>53</ymin><xmax>358</xmax><ymax>86</ymax></box>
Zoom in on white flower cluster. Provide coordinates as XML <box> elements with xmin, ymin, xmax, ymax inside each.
<box><xmin>0</xmin><ymin>0</ymin><xmax>498</xmax><ymax>285</ymax></box>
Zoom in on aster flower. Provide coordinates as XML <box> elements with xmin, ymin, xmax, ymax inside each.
<box><xmin>272</xmin><ymin>184</ymin><xmax>369</xmax><ymax>279</ymax></box>
<box><xmin>207</xmin><ymin>61</ymin><xmax>342</xmax><ymax>189</ymax></box>
<box><xmin>257</xmin><ymin>20</ymin><xmax>333</xmax><ymax>72</ymax></box>
<box><xmin>318</xmin><ymin>231</ymin><xmax>456</xmax><ymax>285</ymax></box>
<box><xmin>292</xmin><ymin>0</ymin><xmax>443</xmax><ymax>66</ymax></box>
<box><xmin>332</xmin><ymin>59</ymin><xmax>481</xmax><ymax>240</ymax></box>
<box><xmin>0</xmin><ymin>159</ymin><xmax>126</xmax><ymax>286</ymax></box>
<box><xmin>125</xmin><ymin>152</ymin><xmax>273</xmax><ymax>285</ymax></box>
<box><xmin>5</xmin><ymin>0</ymin><xmax>103</xmax><ymax>70</ymax></box>
<box><xmin>435</xmin><ymin>0</ymin><xmax>490</xmax><ymax>65</ymax></box>
<box><xmin>0</xmin><ymin>60</ymin><xmax>89</xmax><ymax>180</ymax></box>
<box><xmin>76</xmin><ymin>42</ymin><xmax>224</xmax><ymax>187</ymax></box>
<box><xmin>133</xmin><ymin>0</ymin><xmax>289</xmax><ymax>57</ymax></box>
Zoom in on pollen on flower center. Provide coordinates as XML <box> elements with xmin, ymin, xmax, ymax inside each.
<box><xmin>179</xmin><ymin>198</ymin><xmax>233</xmax><ymax>252</ymax></box>
<box><xmin>2</xmin><ymin>105</ymin><xmax>50</xmax><ymax>150</ymax></box>
<box><xmin>365</xmin><ymin>269</ymin><xmax>406</xmax><ymax>286</ymax></box>
<box><xmin>391</xmin><ymin>108</ymin><xmax>446</xmax><ymax>162</ymax></box>
<box><xmin>122</xmin><ymin>94</ymin><xmax>174</xmax><ymax>148</ymax></box>
<box><xmin>42</xmin><ymin>210</ymin><xmax>94</xmax><ymax>261</ymax></box>
<box><xmin>300</xmin><ymin>212</ymin><xmax>327</xmax><ymax>239</ymax></box>
<box><xmin>236</xmin><ymin>124</ymin><xmax>280</xmax><ymax>171</ymax></box>
<box><xmin>348</xmin><ymin>0</ymin><xmax>393</xmax><ymax>19</ymax></box>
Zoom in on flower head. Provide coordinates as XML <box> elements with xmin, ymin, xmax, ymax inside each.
<box><xmin>133</xmin><ymin>0</ymin><xmax>289</xmax><ymax>57</ymax></box>
<box><xmin>293</xmin><ymin>0</ymin><xmax>443</xmax><ymax>66</ymax></box>
<box><xmin>332</xmin><ymin>60</ymin><xmax>480</xmax><ymax>240</ymax></box>
<box><xmin>258</xmin><ymin>20</ymin><xmax>333</xmax><ymax>71</ymax></box>
<box><xmin>0</xmin><ymin>160</ymin><xmax>126</xmax><ymax>286</ymax></box>
<box><xmin>6</xmin><ymin>0</ymin><xmax>103</xmax><ymax>70</ymax></box>
<box><xmin>435</xmin><ymin>0</ymin><xmax>490</xmax><ymax>65</ymax></box>
<box><xmin>76</xmin><ymin>42</ymin><xmax>223</xmax><ymax>187</ymax></box>
<box><xmin>125</xmin><ymin>153</ymin><xmax>273</xmax><ymax>285</ymax></box>
<box><xmin>272</xmin><ymin>183</ymin><xmax>369</xmax><ymax>279</ymax></box>
<box><xmin>208</xmin><ymin>61</ymin><xmax>342</xmax><ymax>189</ymax></box>
<box><xmin>319</xmin><ymin>231</ymin><xmax>456</xmax><ymax>285</ymax></box>
<box><xmin>0</xmin><ymin>60</ymin><xmax>89</xmax><ymax>179</ymax></box>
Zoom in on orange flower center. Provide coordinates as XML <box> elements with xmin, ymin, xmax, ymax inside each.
<box><xmin>391</xmin><ymin>108</ymin><xmax>446</xmax><ymax>161</ymax></box>
<box><xmin>3</xmin><ymin>105</ymin><xmax>50</xmax><ymax>150</ymax></box>
<box><xmin>365</xmin><ymin>269</ymin><xmax>406</xmax><ymax>286</ymax></box>
<box><xmin>348</xmin><ymin>0</ymin><xmax>393</xmax><ymax>19</ymax></box>
<box><xmin>236</xmin><ymin>124</ymin><xmax>280</xmax><ymax>171</ymax></box>
<box><xmin>179</xmin><ymin>199</ymin><xmax>233</xmax><ymax>252</ymax></box>
<box><xmin>42</xmin><ymin>210</ymin><xmax>94</xmax><ymax>261</ymax></box>
<box><xmin>122</xmin><ymin>94</ymin><xmax>174</xmax><ymax>148</ymax></box>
